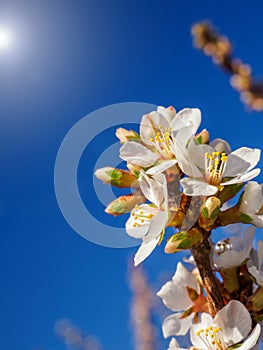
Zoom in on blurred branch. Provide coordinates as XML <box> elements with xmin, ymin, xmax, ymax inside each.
<box><xmin>192</xmin><ymin>21</ymin><xmax>263</xmax><ymax>112</ymax></box>
<box><xmin>55</xmin><ymin>319</ymin><xmax>104</xmax><ymax>350</ymax></box>
<box><xmin>129</xmin><ymin>264</ymin><xmax>158</xmax><ymax>350</ymax></box>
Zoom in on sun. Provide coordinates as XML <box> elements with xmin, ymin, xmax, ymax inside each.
<box><xmin>0</xmin><ymin>27</ymin><xmax>13</xmax><ymax>51</ymax></box>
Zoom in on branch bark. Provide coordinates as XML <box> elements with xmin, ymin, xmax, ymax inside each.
<box><xmin>191</xmin><ymin>235</ymin><xmax>225</xmax><ymax>317</ymax></box>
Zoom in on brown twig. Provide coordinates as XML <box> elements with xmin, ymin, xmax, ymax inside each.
<box><xmin>191</xmin><ymin>234</ymin><xmax>225</xmax><ymax>316</ymax></box>
<box><xmin>192</xmin><ymin>21</ymin><xmax>263</xmax><ymax>112</ymax></box>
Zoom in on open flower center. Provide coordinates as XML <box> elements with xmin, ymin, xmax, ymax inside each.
<box><xmin>205</xmin><ymin>152</ymin><xmax>228</xmax><ymax>186</ymax></box>
<box><xmin>149</xmin><ymin>125</ymin><xmax>174</xmax><ymax>158</ymax></box>
<box><xmin>196</xmin><ymin>326</ymin><xmax>225</xmax><ymax>350</ymax></box>
<box><xmin>131</xmin><ymin>205</ymin><xmax>154</xmax><ymax>227</ymax></box>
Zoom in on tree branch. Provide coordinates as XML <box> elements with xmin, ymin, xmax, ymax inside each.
<box><xmin>191</xmin><ymin>235</ymin><xmax>225</xmax><ymax>317</ymax></box>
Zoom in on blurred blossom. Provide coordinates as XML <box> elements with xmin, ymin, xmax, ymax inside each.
<box><xmin>192</xmin><ymin>21</ymin><xmax>263</xmax><ymax>112</ymax></box>
<box><xmin>54</xmin><ymin>319</ymin><xmax>103</xmax><ymax>350</ymax></box>
<box><xmin>128</xmin><ymin>264</ymin><xmax>158</xmax><ymax>350</ymax></box>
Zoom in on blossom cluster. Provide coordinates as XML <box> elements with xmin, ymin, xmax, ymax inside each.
<box><xmin>95</xmin><ymin>106</ymin><xmax>263</xmax><ymax>349</ymax></box>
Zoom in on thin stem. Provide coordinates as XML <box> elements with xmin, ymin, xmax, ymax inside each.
<box><xmin>191</xmin><ymin>235</ymin><xmax>225</xmax><ymax>317</ymax></box>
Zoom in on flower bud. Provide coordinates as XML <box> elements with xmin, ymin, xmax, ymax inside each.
<box><xmin>126</xmin><ymin>163</ymin><xmax>142</xmax><ymax>177</ymax></box>
<box><xmin>95</xmin><ymin>167</ymin><xmax>138</xmax><ymax>188</ymax></box>
<box><xmin>202</xmin><ymin>196</ymin><xmax>220</xmax><ymax>219</ymax></box>
<box><xmin>195</xmin><ymin>129</ymin><xmax>209</xmax><ymax>144</ymax></box>
<box><xmin>105</xmin><ymin>191</ymin><xmax>145</xmax><ymax>215</ymax></box>
<box><xmin>115</xmin><ymin>128</ymin><xmax>140</xmax><ymax>144</ymax></box>
<box><xmin>165</xmin><ymin>228</ymin><xmax>203</xmax><ymax>254</ymax></box>
<box><xmin>199</xmin><ymin>196</ymin><xmax>220</xmax><ymax>229</ymax></box>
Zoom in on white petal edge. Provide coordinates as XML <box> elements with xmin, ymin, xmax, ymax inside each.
<box><xmin>134</xmin><ymin>237</ymin><xmax>159</xmax><ymax>266</ymax></box>
<box><xmin>239</xmin><ymin>181</ymin><xmax>263</xmax><ymax>214</ymax></box>
<box><xmin>146</xmin><ymin>160</ymin><xmax>178</xmax><ymax>175</ymax></box>
<box><xmin>221</xmin><ymin>168</ymin><xmax>261</xmax><ymax>186</ymax></box>
<box><xmin>181</xmin><ymin>177</ymin><xmax>218</xmax><ymax>196</ymax></box>
<box><xmin>171</xmin><ymin>108</ymin><xmax>201</xmax><ymax>133</ymax></box>
<box><xmin>224</xmin><ymin>148</ymin><xmax>261</xmax><ymax>177</ymax></box>
<box><xmin>172</xmin><ymin>262</ymin><xmax>199</xmax><ymax>291</ymax></box>
<box><xmin>120</xmin><ymin>141</ymin><xmax>159</xmax><ymax>167</ymax></box>
<box><xmin>214</xmin><ymin>300</ymin><xmax>252</xmax><ymax>345</ymax></box>
<box><xmin>162</xmin><ymin>313</ymin><xmax>194</xmax><ymax>337</ymax></box>
<box><xmin>168</xmin><ymin>337</ymin><xmax>187</xmax><ymax>350</ymax></box>
<box><xmin>238</xmin><ymin>324</ymin><xmax>261</xmax><ymax>350</ymax></box>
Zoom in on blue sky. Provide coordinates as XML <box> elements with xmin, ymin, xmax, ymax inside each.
<box><xmin>1</xmin><ymin>1</ymin><xmax>263</xmax><ymax>349</ymax></box>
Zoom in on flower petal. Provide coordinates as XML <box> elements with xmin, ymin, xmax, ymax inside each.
<box><xmin>210</xmin><ymin>138</ymin><xmax>231</xmax><ymax>154</ymax></box>
<box><xmin>214</xmin><ymin>300</ymin><xmax>252</xmax><ymax>346</ymax></box>
<box><xmin>140</xmin><ymin>111</ymin><xmax>170</xmax><ymax>145</ymax></box>
<box><xmin>250</xmin><ymin>214</ymin><xmax>263</xmax><ymax>228</ymax></box>
<box><xmin>172</xmin><ymin>262</ymin><xmax>198</xmax><ymax>291</ymax></box>
<box><xmin>224</xmin><ymin>147</ymin><xmax>261</xmax><ymax>177</ymax></box>
<box><xmin>187</xmin><ymin>142</ymin><xmax>213</xmax><ymax>171</ymax></box>
<box><xmin>171</xmin><ymin>127</ymin><xmax>205</xmax><ymax>178</ymax></box>
<box><xmin>126</xmin><ymin>215</ymin><xmax>149</xmax><ymax>238</ymax></box>
<box><xmin>190</xmin><ymin>313</ymin><xmax>214</xmax><ymax>348</ymax></box>
<box><xmin>157</xmin><ymin>281</ymin><xmax>192</xmax><ymax>311</ymax></box>
<box><xmin>168</xmin><ymin>338</ymin><xmax>185</xmax><ymax>350</ymax></box>
<box><xmin>181</xmin><ymin>177</ymin><xmax>218</xmax><ymax>196</ymax></box>
<box><xmin>139</xmin><ymin>172</ymin><xmax>165</xmax><ymax>207</ymax></box>
<box><xmin>157</xmin><ymin>106</ymin><xmax>176</xmax><ymax>122</ymax></box>
<box><xmin>258</xmin><ymin>240</ymin><xmax>263</xmax><ymax>268</ymax></box>
<box><xmin>146</xmin><ymin>160</ymin><xmax>178</xmax><ymax>175</ymax></box>
<box><xmin>248</xmin><ymin>266</ymin><xmax>263</xmax><ymax>286</ymax></box>
<box><xmin>120</xmin><ymin>141</ymin><xmax>158</xmax><ymax>167</ymax></box>
<box><xmin>125</xmin><ymin>205</ymin><xmax>158</xmax><ymax>238</ymax></box>
<box><xmin>147</xmin><ymin>210</ymin><xmax>168</xmax><ymax>240</ymax></box>
<box><xmin>239</xmin><ymin>182</ymin><xmax>263</xmax><ymax>214</ymax></box>
<box><xmin>221</xmin><ymin>168</ymin><xmax>261</xmax><ymax>186</ymax></box>
<box><xmin>162</xmin><ymin>313</ymin><xmax>194</xmax><ymax>337</ymax></box>
<box><xmin>157</xmin><ymin>263</ymin><xmax>198</xmax><ymax>311</ymax></box>
<box><xmin>134</xmin><ymin>237</ymin><xmax>159</xmax><ymax>266</ymax></box>
<box><xmin>215</xmin><ymin>250</ymin><xmax>251</xmax><ymax>269</ymax></box>
<box><xmin>238</xmin><ymin>324</ymin><xmax>261</xmax><ymax>350</ymax></box>
<box><xmin>215</xmin><ymin>227</ymin><xmax>255</xmax><ymax>269</ymax></box>
<box><xmin>171</xmin><ymin>108</ymin><xmax>201</xmax><ymax>133</ymax></box>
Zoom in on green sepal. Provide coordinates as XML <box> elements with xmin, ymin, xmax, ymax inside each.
<box><xmin>201</xmin><ymin>207</ymin><xmax>209</xmax><ymax>219</ymax></box>
<box><xmin>95</xmin><ymin>167</ymin><xmax>138</xmax><ymax>188</ymax></box>
<box><xmin>194</xmin><ymin>136</ymin><xmax>202</xmax><ymax>145</ymax></box>
<box><xmin>239</xmin><ymin>213</ymin><xmax>253</xmax><ymax>224</ymax></box>
<box><xmin>186</xmin><ymin>286</ymin><xmax>199</xmax><ymax>301</ymax></box>
<box><xmin>219</xmin><ymin>183</ymin><xmax>244</xmax><ymax>204</ymax></box>
<box><xmin>106</xmin><ymin>169</ymin><xmax>122</xmax><ymax>184</ymax></box>
<box><xmin>210</xmin><ymin>206</ymin><xmax>220</xmax><ymax>220</ymax></box>
<box><xmin>158</xmin><ymin>229</ymin><xmax>165</xmax><ymax>245</ymax></box>
<box><xmin>180</xmin><ymin>306</ymin><xmax>194</xmax><ymax>318</ymax></box>
<box><xmin>229</xmin><ymin>344</ymin><xmax>242</xmax><ymax>350</ymax></box>
<box><xmin>165</xmin><ymin>228</ymin><xmax>203</xmax><ymax>254</ymax></box>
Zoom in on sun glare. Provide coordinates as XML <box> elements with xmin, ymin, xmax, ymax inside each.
<box><xmin>0</xmin><ymin>27</ymin><xmax>13</xmax><ymax>51</ymax></box>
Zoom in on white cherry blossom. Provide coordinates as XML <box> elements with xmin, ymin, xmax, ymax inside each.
<box><xmin>120</xmin><ymin>106</ymin><xmax>201</xmax><ymax>169</ymax></box>
<box><xmin>190</xmin><ymin>301</ymin><xmax>260</xmax><ymax>350</ymax></box>
<box><xmin>126</xmin><ymin>172</ymin><xmax>169</xmax><ymax>266</ymax></box>
<box><xmin>239</xmin><ymin>181</ymin><xmax>263</xmax><ymax>228</ymax></box>
<box><xmin>157</xmin><ymin>262</ymin><xmax>208</xmax><ymax>337</ymax></box>
<box><xmin>214</xmin><ymin>226</ymin><xmax>255</xmax><ymax>269</ymax></box>
<box><xmin>172</xmin><ymin>128</ymin><xmax>261</xmax><ymax>196</ymax></box>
